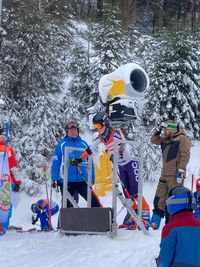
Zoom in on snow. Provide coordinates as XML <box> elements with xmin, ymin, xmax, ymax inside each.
<box><xmin>0</xmin><ymin>99</ymin><xmax>5</xmax><ymax>108</ymax></box>
<box><xmin>1</xmin><ymin>142</ymin><xmax>200</xmax><ymax>267</ymax></box>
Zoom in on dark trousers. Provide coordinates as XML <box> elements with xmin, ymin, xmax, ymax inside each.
<box><xmin>59</xmin><ymin>183</ymin><xmax>79</xmax><ymax>203</ymax></box>
<box><xmin>66</xmin><ymin>182</ymin><xmax>101</xmax><ymax>208</ymax></box>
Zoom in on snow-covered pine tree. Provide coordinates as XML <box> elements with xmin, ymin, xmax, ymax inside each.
<box><xmin>91</xmin><ymin>5</ymin><xmax>126</xmax><ymax>72</ymax></box>
<box><xmin>67</xmin><ymin>43</ymin><xmax>98</xmax><ymax>115</ymax></box>
<box><xmin>143</xmin><ymin>28</ymin><xmax>200</xmax><ymax>139</ymax></box>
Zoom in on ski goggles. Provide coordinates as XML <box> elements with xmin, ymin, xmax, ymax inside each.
<box><xmin>93</xmin><ymin>123</ymin><xmax>104</xmax><ymax>130</ymax></box>
<box><xmin>67</xmin><ymin>122</ymin><xmax>79</xmax><ymax>129</ymax></box>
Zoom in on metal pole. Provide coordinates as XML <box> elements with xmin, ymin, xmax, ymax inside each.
<box><xmin>62</xmin><ymin>147</ymin><xmax>68</xmax><ymax>208</ymax></box>
<box><xmin>111</xmin><ymin>139</ymin><xmax>119</xmax><ymax>237</ymax></box>
<box><xmin>137</xmin><ymin>144</ymin><xmax>143</xmax><ymax>222</ymax></box>
<box><xmin>63</xmin><ymin>147</ymin><xmax>91</xmax><ymax>208</ymax></box>
<box><xmin>87</xmin><ymin>156</ymin><xmax>92</xmax><ymax>208</ymax></box>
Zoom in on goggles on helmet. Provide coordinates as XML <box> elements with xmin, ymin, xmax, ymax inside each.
<box><xmin>93</xmin><ymin>123</ymin><xmax>104</xmax><ymax>130</ymax></box>
<box><xmin>67</xmin><ymin>122</ymin><xmax>79</xmax><ymax>129</ymax></box>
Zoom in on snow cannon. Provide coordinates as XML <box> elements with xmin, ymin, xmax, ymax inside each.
<box><xmin>98</xmin><ymin>63</ymin><xmax>149</xmax><ymax>127</ymax></box>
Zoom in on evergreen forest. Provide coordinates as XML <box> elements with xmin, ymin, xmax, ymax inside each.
<box><xmin>0</xmin><ymin>0</ymin><xmax>200</xmax><ymax>193</ymax></box>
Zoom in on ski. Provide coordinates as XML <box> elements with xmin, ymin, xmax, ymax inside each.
<box><xmin>16</xmin><ymin>227</ymin><xmax>56</xmax><ymax>233</ymax></box>
<box><xmin>16</xmin><ymin>227</ymin><xmax>38</xmax><ymax>233</ymax></box>
<box><xmin>8</xmin><ymin>225</ymin><xmax>23</xmax><ymax>231</ymax></box>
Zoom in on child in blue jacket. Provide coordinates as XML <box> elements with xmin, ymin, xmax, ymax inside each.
<box><xmin>31</xmin><ymin>199</ymin><xmax>59</xmax><ymax>230</ymax></box>
<box><xmin>158</xmin><ymin>186</ymin><xmax>200</xmax><ymax>267</ymax></box>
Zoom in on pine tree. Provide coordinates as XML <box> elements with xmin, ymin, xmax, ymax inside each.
<box><xmin>143</xmin><ymin>29</ymin><xmax>200</xmax><ymax>139</ymax></box>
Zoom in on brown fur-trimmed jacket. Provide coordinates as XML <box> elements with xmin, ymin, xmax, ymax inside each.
<box><xmin>151</xmin><ymin>130</ymin><xmax>191</xmax><ymax>176</ymax></box>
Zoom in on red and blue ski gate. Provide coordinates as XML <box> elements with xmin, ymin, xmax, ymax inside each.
<box><xmin>60</xmin><ymin>140</ymin><xmax>150</xmax><ymax>237</ymax></box>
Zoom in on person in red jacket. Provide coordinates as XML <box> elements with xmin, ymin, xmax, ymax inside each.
<box><xmin>0</xmin><ymin>127</ymin><xmax>22</xmax><ymax>191</ymax></box>
<box><xmin>0</xmin><ymin>126</ymin><xmax>22</xmax><ymax>234</ymax></box>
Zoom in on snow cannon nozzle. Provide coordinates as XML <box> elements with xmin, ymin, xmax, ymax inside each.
<box><xmin>98</xmin><ymin>63</ymin><xmax>149</xmax><ymax>128</ymax></box>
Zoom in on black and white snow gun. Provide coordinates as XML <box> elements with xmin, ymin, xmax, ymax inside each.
<box><xmin>98</xmin><ymin>62</ymin><xmax>150</xmax><ymax>127</ymax></box>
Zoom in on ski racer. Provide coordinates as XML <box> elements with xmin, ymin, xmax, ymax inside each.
<box><xmin>150</xmin><ymin>117</ymin><xmax>191</xmax><ymax>229</ymax></box>
<box><xmin>158</xmin><ymin>186</ymin><xmax>200</xmax><ymax>267</ymax></box>
<box><xmin>70</xmin><ymin>111</ymin><xmax>150</xmax><ymax>227</ymax></box>
<box><xmin>31</xmin><ymin>199</ymin><xmax>59</xmax><ymax>230</ymax></box>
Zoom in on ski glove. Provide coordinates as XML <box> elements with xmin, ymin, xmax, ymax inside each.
<box><xmin>176</xmin><ymin>169</ymin><xmax>185</xmax><ymax>184</ymax></box>
<box><xmin>52</xmin><ymin>181</ymin><xmax>61</xmax><ymax>192</ymax></box>
<box><xmin>32</xmin><ymin>218</ymin><xmax>38</xmax><ymax>225</ymax></box>
<box><xmin>13</xmin><ymin>184</ymin><xmax>20</xmax><ymax>192</ymax></box>
<box><xmin>52</xmin><ymin>182</ymin><xmax>57</xmax><ymax>188</ymax></box>
<box><xmin>155</xmin><ymin>122</ymin><xmax>167</xmax><ymax>136</ymax></box>
<box><xmin>70</xmin><ymin>158</ymin><xmax>82</xmax><ymax>166</ymax></box>
<box><xmin>52</xmin><ymin>182</ymin><xmax>59</xmax><ymax>192</ymax></box>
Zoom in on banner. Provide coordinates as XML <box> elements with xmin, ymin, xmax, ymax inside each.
<box><xmin>0</xmin><ymin>151</ymin><xmax>11</xmax><ymax>233</ymax></box>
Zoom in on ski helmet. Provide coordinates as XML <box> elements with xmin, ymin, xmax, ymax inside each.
<box><xmin>92</xmin><ymin>111</ymin><xmax>110</xmax><ymax>129</ymax></box>
<box><xmin>65</xmin><ymin>119</ymin><xmax>79</xmax><ymax>135</ymax></box>
<box><xmin>166</xmin><ymin>186</ymin><xmax>195</xmax><ymax>216</ymax></box>
<box><xmin>31</xmin><ymin>203</ymin><xmax>40</xmax><ymax>213</ymax></box>
<box><xmin>196</xmin><ymin>178</ymin><xmax>200</xmax><ymax>191</ymax></box>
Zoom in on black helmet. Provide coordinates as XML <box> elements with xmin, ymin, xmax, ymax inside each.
<box><xmin>31</xmin><ymin>203</ymin><xmax>40</xmax><ymax>213</ymax></box>
<box><xmin>92</xmin><ymin>112</ymin><xmax>110</xmax><ymax>128</ymax></box>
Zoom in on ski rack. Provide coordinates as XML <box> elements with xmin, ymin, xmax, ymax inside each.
<box><xmin>111</xmin><ymin>139</ymin><xmax>150</xmax><ymax>236</ymax></box>
<box><xmin>60</xmin><ymin>147</ymin><xmax>112</xmax><ymax>235</ymax></box>
<box><xmin>60</xmin><ymin>143</ymin><xmax>150</xmax><ymax>237</ymax></box>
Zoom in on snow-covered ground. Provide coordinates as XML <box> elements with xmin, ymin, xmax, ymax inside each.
<box><xmin>1</xmin><ymin>141</ymin><xmax>199</xmax><ymax>267</ymax></box>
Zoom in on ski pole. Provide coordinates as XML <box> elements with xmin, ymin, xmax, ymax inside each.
<box><xmin>191</xmin><ymin>173</ymin><xmax>194</xmax><ymax>191</ymax></box>
<box><xmin>43</xmin><ymin>164</ymin><xmax>49</xmax><ymax>200</ymax></box>
<box><xmin>42</xmin><ymin>164</ymin><xmax>52</xmax><ymax>229</ymax></box>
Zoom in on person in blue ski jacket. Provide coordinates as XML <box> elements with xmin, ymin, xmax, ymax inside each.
<box><xmin>158</xmin><ymin>186</ymin><xmax>200</xmax><ymax>267</ymax></box>
<box><xmin>31</xmin><ymin>199</ymin><xmax>59</xmax><ymax>230</ymax></box>
<box><xmin>51</xmin><ymin>119</ymin><xmax>101</xmax><ymax>208</ymax></box>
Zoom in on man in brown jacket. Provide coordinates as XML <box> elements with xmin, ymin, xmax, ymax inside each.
<box><xmin>150</xmin><ymin>118</ymin><xmax>191</xmax><ymax>229</ymax></box>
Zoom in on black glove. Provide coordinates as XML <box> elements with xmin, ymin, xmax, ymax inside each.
<box><xmin>32</xmin><ymin>218</ymin><xmax>38</xmax><ymax>225</ymax></box>
<box><xmin>52</xmin><ymin>181</ymin><xmax>60</xmax><ymax>192</ymax></box>
<box><xmin>155</xmin><ymin>122</ymin><xmax>167</xmax><ymax>136</ymax></box>
<box><xmin>70</xmin><ymin>158</ymin><xmax>82</xmax><ymax>166</ymax></box>
<box><xmin>13</xmin><ymin>184</ymin><xmax>20</xmax><ymax>192</ymax></box>
<box><xmin>109</xmin><ymin>155</ymin><xmax>113</xmax><ymax>162</ymax></box>
<box><xmin>52</xmin><ymin>182</ymin><xmax>57</xmax><ymax>189</ymax></box>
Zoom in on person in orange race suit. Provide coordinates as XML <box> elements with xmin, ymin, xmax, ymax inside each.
<box><xmin>70</xmin><ymin>111</ymin><xmax>150</xmax><ymax>229</ymax></box>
